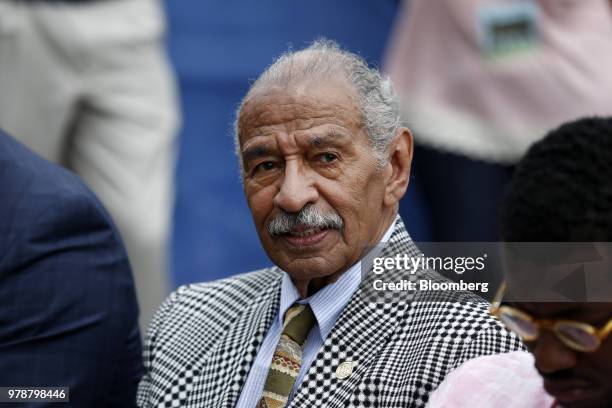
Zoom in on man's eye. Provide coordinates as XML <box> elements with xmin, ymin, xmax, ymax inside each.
<box><xmin>317</xmin><ymin>153</ymin><xmax>338</xmax><ymax>163</ymax></box>
<box><xmin>253</xmin><ymin>161</ymin><xmax>278</xmax><ymax>173</ymax></box>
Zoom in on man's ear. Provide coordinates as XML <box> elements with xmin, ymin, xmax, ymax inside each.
<box><xmin>383</xmin><ymin>127</ymin><xmax>413</xmax><ymax>207</ymax></box>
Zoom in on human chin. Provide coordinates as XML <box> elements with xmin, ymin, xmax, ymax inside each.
<box><xmin>280</xmin><ymin>255</ymin><xmax>342</xmax><ymax>280</ymax></box>
<box><xmin>268</xmin><ymin>233</ymin><xmax>345</xmax><ymax>273</ymax></box>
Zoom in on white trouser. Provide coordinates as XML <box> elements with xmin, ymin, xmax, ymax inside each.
<box><xmin>0</xmin><ymin>0</ymin><xmax>180</xmax><ymax>330</ymax></box>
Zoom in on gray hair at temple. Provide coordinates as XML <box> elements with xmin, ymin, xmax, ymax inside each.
<box><xmin>233</xmin><ymin>39</ymin><xmax>403</xmax><ymax>171</ymax></box>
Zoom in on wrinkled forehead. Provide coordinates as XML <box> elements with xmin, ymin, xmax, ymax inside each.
<box><xmin>237</xmin><ymin>82</ymin><xmax>363</xmax><ymax>145</ymax></box>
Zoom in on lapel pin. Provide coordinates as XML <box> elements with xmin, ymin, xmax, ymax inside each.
<box><xmin>335</xmin><ymin>361</ymin><xmax>355</xmax><ymax>380</ymax></box>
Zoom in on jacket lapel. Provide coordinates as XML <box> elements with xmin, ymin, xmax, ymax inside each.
<box><xmin>186</xmin><ymin>270</ymin><xmax>283</xmax><ymax>408</ymax></box>
<box><xmin>289</xmin><ymin>217</ymin><xmax>417</xmax><ymax>407</ymax></box>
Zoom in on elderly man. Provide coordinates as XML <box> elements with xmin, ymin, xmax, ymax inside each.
<box><xmin>137</xmin><ymin>41</ymin><xmax>522</xmax><ymax>408</ymax></box>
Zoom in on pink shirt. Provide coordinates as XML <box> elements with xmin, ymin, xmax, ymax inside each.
<box><xmin>427</xmin><ymin>351</ymin><xmax>556</xmax><ymax>407</ymax></box>
<box><xmin>385</xmin><ymin>0</ymin><xmax>612</xmax><ymax>163</ymax></box>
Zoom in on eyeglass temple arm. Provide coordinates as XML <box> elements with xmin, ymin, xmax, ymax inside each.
<box><xmin>490</xmin><ymin>281</ymin><xmax>507</xmax><ymax>312</ymax></box>
<box><xmin>598</xmin><ymin>318</ymin><xmax>612</xmax><ymax>340</ymax></box>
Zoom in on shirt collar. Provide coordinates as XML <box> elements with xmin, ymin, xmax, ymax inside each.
<box><xmin>278</xmin><ymin>218</ymin><xmax>396</xmax><ymax>340</ymax></box>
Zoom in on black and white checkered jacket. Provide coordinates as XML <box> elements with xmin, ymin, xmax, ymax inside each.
<box><xmin>137</xmin><ymin>217</ymin><xmax>523</xmax><ymax>407</ymax></box>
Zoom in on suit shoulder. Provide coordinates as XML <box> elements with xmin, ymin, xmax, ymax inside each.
<box><xmin>403</xmin><ymin>288</ymin><xmax>523</xmax><ymax>360</ymax></box>
<box><xmin>396</xmin><ymin>271</ymin><xmax>507</xmax><ymax>339</ymax></box>
<box><xmin>0</xmin><ymin>133</ymin><xmax>116</xmax><ymax>241</ymax></box>
<box><xmin>188</xmin><ymin>267</ymin><xmax>282</xmax><ymax>291</ymax></box>
<box><xmin>408</xmin><ymin>296</ymin><xmax>497</xmax><ymax>330</ymax></box>
<box><xmin>152</xmin><ymin>267</ymin><xmax>281</xmax><ymax>324</ymax></box>
<box><xmin>144</xmin><ymin>267</ymin><xmax>282</xmax><ymax>359</ymax></box>
<box><xmin>0</xmin><ymin>131</ymin><xmax>98</xmax><ymax>205</ymax></box>
<box><xmin>172</xmin><ymin>268</ymin><xmax>281</xmax><ymax>305</ymax></box>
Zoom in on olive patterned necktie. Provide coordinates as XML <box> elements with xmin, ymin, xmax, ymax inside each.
<box><xmin>257</xmin><ymin>303</ymin><xmax>316</xmax><ymax>408</ymax></box>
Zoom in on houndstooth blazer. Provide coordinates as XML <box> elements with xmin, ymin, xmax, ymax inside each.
<box><xmin>137</xmin><ymin>217</ymin><xmax>524</xmax><ymax>407</ymax></box>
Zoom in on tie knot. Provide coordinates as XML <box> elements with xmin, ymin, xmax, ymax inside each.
<box><xmin>282</xmin><ymin>303</ymin><xmax>316</xmax><ymax>347</ymax></box>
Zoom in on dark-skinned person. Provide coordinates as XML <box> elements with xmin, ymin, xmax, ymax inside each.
<box><xmin>428</xmin><ymin>117</ymin><xmax>612</xmax><ymax>408</ymax></box>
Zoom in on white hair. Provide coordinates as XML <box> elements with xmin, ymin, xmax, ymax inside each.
<box><xmin>234</xmin><ymin>39</ymin><xmax>403</xmax><ymax>171</ymax></box>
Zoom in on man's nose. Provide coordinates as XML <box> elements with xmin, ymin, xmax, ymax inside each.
<box><xmin>273</xmin><ymin>160</ymin><xmax>318</xmax><ymax>213</ymax></box>
<box><xmin>532</xmin><ymin>330</ymin><xmax>578</xmax><ymax>374</ymax></box>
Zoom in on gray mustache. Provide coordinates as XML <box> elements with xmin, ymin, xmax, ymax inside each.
<box><xmin>266</xmin><ymin>205</ymin><xmax>344</xmax><ymax>236</ymax></box>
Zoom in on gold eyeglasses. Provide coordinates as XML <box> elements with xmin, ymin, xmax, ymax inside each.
<box><xmin>490</xmin><ymin>282</ymin><xmax>612</xmax><ymax>352</ymax></box>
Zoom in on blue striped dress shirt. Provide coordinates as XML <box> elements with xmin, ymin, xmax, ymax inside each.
<box><xmin>236</xmin><ymin>220</ymin><xmax>396</xmax><ymax>408</ymax></box>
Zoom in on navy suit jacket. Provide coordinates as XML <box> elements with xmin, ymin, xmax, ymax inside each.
<box><xmin>0</xmin><ymin>130</ymin><xmax>143</xmax><ymax>407</ymax></box>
